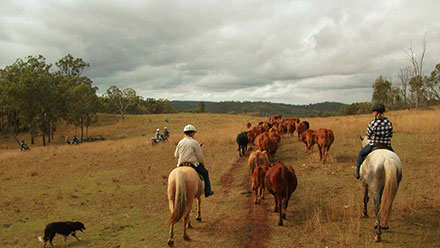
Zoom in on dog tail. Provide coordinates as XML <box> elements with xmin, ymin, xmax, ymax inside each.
<box><xmin>38</xmin><ymin>236</ymin><xmax>44</xmax><ymax>242</ymax></box>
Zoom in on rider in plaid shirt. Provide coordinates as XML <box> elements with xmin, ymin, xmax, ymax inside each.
<box><xmin>367</xmin><ymin>117</ymin><xmax>393</xmax><ymax>145</ymax></box>
<box><xmin>355</xmin><ymin>103</ymin><xmax>394</xmax><ymax>179</ymax></box>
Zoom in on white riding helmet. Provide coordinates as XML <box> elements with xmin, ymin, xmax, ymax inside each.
<box><xmin>156</xmin><ymin>128</ymin><xmax>160</xmax><ymax>131</ymax></box>
<box><xmin>164</xmin><ymin>127</ymin><xmax>167</xmax><ymax>129</ymax></box>
<box><xmin>183</xmin><ymin>124</ymin><xmax>197</xmax><ymax>132</ymax></box>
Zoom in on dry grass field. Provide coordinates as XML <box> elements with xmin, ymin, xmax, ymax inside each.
<box><xmin>0</xmin><ymin>108</ymin><xmax>439</xmax><ymax>247</ymax></box>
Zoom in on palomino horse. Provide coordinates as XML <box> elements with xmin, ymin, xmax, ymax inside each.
<box><xmin>359</xmin><ymin>137</ymin><xmax>402</xmax><ymax>242</ymax></box>
<box><xmin>167</xmin><ymin>165</ymin><xmax>204</xmax><ymax>246</ymax></box>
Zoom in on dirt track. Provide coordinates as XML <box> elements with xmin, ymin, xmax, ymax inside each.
<box><xmin>220</xmin><ymin>156</ymin><xmax>271</xmax><ymax>248</ymax></box>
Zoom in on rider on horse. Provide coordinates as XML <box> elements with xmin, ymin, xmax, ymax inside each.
<box><xmin>355</xmin><ymin>103</ymin><xmax>394</xmax><ymax>179</ymax></box>
<box><xmin>174</xmin><ymin>124</ymin><xmax>214</xmax><ymax>197</ymax></box>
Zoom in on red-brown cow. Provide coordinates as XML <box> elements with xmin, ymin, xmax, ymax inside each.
<box><xmin>265</xmin><ymin>161</ymin><xmax>297</xmax><ymax>226</ymax></box>
<box><xmin>296</xmin><ymin>121</ymin><xmax>310</xmax><ymax>141</ymax></box>
<box><xmin>261</xmin><ymin>136</ymin><xmax>279</xmax><ymax>161</ymax></box>
<box><xmin>252</xmin><ymin>164</ymin><xmax>269</xmax><ymax>204</ymax></box>
<box><xmin>314</xmin><ymin>128</ymin><xmax>335</xmax><ymax>163</ymax></box>
<box><xmin>300</xmin><ymin>129</ymin><xmax>315</xmax><ymax>153</ymax></box>
<box><xmin>255</xmin><ymin>132</ymin><xmax>269</xmax><ymax>150</ymax></box>
<box><xmin>248</xmin><ymin>150</ymin><xmax>270</xmax><ymax>173</ymax></box>
<box><xmin>286</xmin><ymin>120</ymin><xmax>296</xmax><ymax>136</ymax></box>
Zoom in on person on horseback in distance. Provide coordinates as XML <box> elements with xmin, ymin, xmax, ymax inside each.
<box><xmin>174</xmin><ymin>124</ymin><xmax>214</xmax><ymax>197</ymax></box>
<box><xmin>355</xmin><ymin>103</ymin><xmax>394</xmax><ymax>179</ymax></box>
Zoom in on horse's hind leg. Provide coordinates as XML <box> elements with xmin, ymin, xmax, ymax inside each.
<box><xmin>167</xmin><ymin>224</ymin><xmax>174</xmax><ymax>247</ymax></box>
<box><xmin>363</xmin><ymin>185</ymin><xmax>369</xmax><ymax>218</ymax></box>
<box><xmin>372</xmin><ymin>192</ymin><xmax>382</xmax><ymax>242</ymax></box>
<box><xmin>183</xmin><ymin>214</ymin><xmax>191</xmax><ymax>241</ymax></box>
<box><xmin>196</xmin><ymin>196</ymin><xmax>202</xmax><ymax>222</ymax></box>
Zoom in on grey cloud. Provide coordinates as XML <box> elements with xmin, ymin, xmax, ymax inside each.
<box><xmin>1</xmin><ymin>0</ymin><xmax>439</xmax><ymax>104</ymax></box>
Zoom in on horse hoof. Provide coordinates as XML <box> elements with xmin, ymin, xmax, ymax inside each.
<box><xmin>167</xmin><ymin>239</ymin><xmax>174</xmax><ymax>247</ymax></box>
<box><xmin>375</xmin><ymin>235</ymin><xmax>382</xmax><ymax>242</ymax></box>
<box><xmin>274</xmin><ymin>209</ymin><xmax>278</xmax><ymax>213</ymax></box>
<box><xmin>196</xmin><ymin>217</ymin><xmax>202</xmax><ymax>222</ymax></box>
<box><xmin>187</xmin><ymin>223</ymin><xmax>192</xmax><ymax>229</ymax></box>
<box><xmin>183</xmin><ymin>235</ymin><xmax>191</xmax><ymax>241</ymax></box>
<box><xmin>363</xmin><ymin>214</ymin><xmax>369</xmax><ymax>218</ymax></box>
<box><xmin>381</xmin><ymin>226</ymin><xmax>389</xmax><ymax>230</ymax></box>
<box><xmin>282</xmin><ymin>214</ymin><xmax>286</xmax><ymax>220</ymax></box>
<box><xmin>278</xmin><ymin>222</ymin><xmax>283</xmax><ymax>226</ymax></box>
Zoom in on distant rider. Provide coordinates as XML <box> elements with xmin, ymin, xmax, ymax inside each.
<box><xmin>355</xmin><ymin>103</ymin><xmax>393</xmax><ymax>179</ymax></box>
<box><xmin>20</xmin><ymin>140</ymin><xmax>29</xmax><ymax>151</ymax></box>
<box><xmin>163</xmin><ymin>127</ymin><xmax>170</xmax><ymax>139</ymax></box>
<box><xmin>155</xmin><ymin>128</ymin><xmax>163</xmax><ymax>142</ymax></box>
<box><xmin>174</xmin><ymin>124</ymin><xmax>214</xmax><ymax>197</ymax></box>
<box><xmin>72</xmin><ymin>135</ymin><xmax>80</xmax><ymax>144</ymax></box>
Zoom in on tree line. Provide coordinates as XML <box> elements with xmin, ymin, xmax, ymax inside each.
<box><xmin>0</xmin><ymin>54</ymin><xmax>173</xmax><ymax>145</ymax></box>
<box><xmin>340</xmin><ymin>40</ymin><xmax>440</xmax><ymax>115</ymax></box>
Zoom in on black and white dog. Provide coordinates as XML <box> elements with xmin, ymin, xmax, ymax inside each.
<box><xmin>38</xmin><ymin>221</ymin><xmax>86</xmax><ymax>247</ymax></box>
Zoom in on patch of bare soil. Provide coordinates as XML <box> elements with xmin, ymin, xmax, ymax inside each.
<box><xmin>220</xmin><ymin>156</ymin><xmax>271</xmax><ymax>248</ymax></box>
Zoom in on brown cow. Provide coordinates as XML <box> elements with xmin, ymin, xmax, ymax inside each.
<box><xmin>248</xmin><ymin>150</ymin><xmax>270</xmax><ymax>173</ymax></box>
<box><xmin>314</xmin><ymin>128</ymin><xmax>335</xmax><ymax>163</ymax></box>
<box><xmin>300</xmin><ymin>129</ymin><xmax>315</xmax><ymax>153</ymax></box>
<box><xmin>286</xmin><ymin>120</ymin><xmax>296</xmax><ymax>136</ymax></box>
<box><xmin>296</xmin><ymin>121</ymin><xmax>310</xmax><ymax>141</ymax></box>
<box><xmin>261</xmin><ymin>136</ymin><xmax>279</xmax><ymax>161</ymax></box>
<box><xmin>255</xmin><ymin>132</ymin><xmax>269</xmax><ymax>150</ymax></box>
<box><xmin>265</xmin><ymin>161</ymin><xmax>297</xmax><ymax>226</ymax></box>
<box><xmin>252</xmin><ymin>164</ymin><xmax>269</xmax><ymax>204</ymax></box>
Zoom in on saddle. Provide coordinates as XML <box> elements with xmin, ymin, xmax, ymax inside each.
<box><xmin>179</xmin><ymin>162</ymin><xmax>204</xmax><ymax>181</ymax></box>
<box><xmin>371</xmin><ymin>143</ymin><xmax>394</xmax><ymax>152</ymax></box>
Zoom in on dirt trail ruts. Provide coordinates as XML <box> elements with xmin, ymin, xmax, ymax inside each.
<box><xmin>220</xmin><ymin>156</ymin><xmax>271</xmax><ymax>248</ymax></box>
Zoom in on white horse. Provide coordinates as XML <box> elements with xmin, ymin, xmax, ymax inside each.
<box><xmin>359</xmin><ymin>136</ymin><xmax>402</xmax><ymax>242</ymax></box>
<box><xmin>166</xmin><ymin>165</ymin><xmax>204</xmax><ymax>247</ymax></box>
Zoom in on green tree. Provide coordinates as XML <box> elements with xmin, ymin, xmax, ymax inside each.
<box><xmin>105</xmin><ymin>86</ymin><xmax>136</xmax><ymax>122</ymax></box>
<box><xmin>197</xmin><ymin>101</ymin><xmax>205</xmax><ymax>113</ymax></box>
<box><xmin>372</xmin><ymin>76</ymin><xmax>392</xmax><ymax>107</ymax></box>
<box><xmin>425</xmin><ymin>63</ymin><xmax>440</xmax><ymax>103</ymax></box>
<box><xmin>66</xmin><ymin>83</ymin><xmax>99</xmax><ymax>141</ymax></box>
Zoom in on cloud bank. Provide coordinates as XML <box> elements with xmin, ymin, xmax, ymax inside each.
<box><xmin>1</xmin><ymin>0</ymin><xmax>439</xmax><ymax>104</ymax></box>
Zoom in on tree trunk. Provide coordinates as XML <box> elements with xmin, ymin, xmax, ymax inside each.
<box><xmin>80</xmin><ymin>117</ymin><xmax>84</xmax><ymax>142</ymax></box>
<box><xmin>48</xmin><ymin>122</ymin><xmax>51</xmax><ymax>143</ymax></box>
<box><xmin>51</xmin><ymin>123</ymin><xmax>55</xmax><ymax>140</ymax></box>
<box><xmin>14</xmin><ymin>113</ymin><xmax>19</xmax><ymax>135</ymax></box>
<box><xmin>86</xmin><ymin>125</ymin><xmax>89</xmax><ymax>139</ymax></box>
<box><xmin>42</xmin><ymin>131</ymin><xmax>46</xmax><ymax>146</ymax></box>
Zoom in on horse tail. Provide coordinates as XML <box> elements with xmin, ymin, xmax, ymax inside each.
<box><xmin>167</xmin><ymin>170</ymin><xmax>187</xmax><ymax>225</ymax></box>
<box><xmin>379</xmin><ymin>159</ymin><xmax>399</xmax><ymax>225</ymax></box>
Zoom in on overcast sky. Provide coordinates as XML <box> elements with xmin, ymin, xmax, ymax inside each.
<box><xmin>1</xmin><ymin>0</ymin><xmax>439</xmax><ymax>104</ymax></box>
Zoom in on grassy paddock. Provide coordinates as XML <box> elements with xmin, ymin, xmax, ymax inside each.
<box><xmin>0</xmin><ymin>108</ymin><xmax>439</xmax><ymax>247</ymax></box>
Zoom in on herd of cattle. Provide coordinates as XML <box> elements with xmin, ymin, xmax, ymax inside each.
<box><xmin>235</xmin><ymin>114</ymin><xmax>335</xmax><ymax>225</ymax></box>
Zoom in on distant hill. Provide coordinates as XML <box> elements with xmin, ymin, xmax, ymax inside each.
<box><xmin>171</xmin><ymin>100</ymin><xmax>345</xmax><ymax>117</ymax></box>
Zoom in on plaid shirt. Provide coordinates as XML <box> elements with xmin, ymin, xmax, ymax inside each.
<box><xmin>367</xmin><ymin>117</ymin><xmax>393</xmax><ymax>145</ymax></box>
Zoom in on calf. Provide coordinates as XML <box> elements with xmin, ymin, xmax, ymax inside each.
<box><xmin>265</xmin><ymin>161</ymin><xmax>297</xmax><ymax>226</ymax></box>
<box><xmin>314</xmin><ymin>128</ymin><xmax>335</xmax><ymax>163</ymax></box>
<box><xmin>248</xmin><ymin>150</ymin><xmax>270</xmax><ymax>173</ymax></box>
<box><xmin>300</xmin><ymin>129</ymin><xmax>315</xmax><ymax>153</ymax></box>
<box><xmin>236</xmin><ymin>131</ymin><xmax>249</xmax><ymax>157</ymax></box>
<box><xmin>296</xmin><ymin>121</ymin><xmax>310</xmax><ymax>141</ymax></box>
<box><xmin>252</xmin><ymin>164</ymin><xmax>269</xmax><ymax>204</ymax></box>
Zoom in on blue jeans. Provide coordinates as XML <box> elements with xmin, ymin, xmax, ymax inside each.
<box><xmin>195</xmin><ymin>163</ymin><xmax>212</xmax><ymax>195</ymax></box>
<box><xmin>356</xmin><ymin>144</ymin><xmax>372</xmax><ymax>176</ymax></box>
